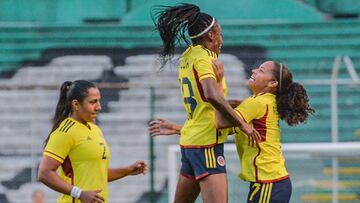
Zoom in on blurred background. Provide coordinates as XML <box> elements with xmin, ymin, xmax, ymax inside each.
<box><xmin>0</xmin><ymin>0</ymin><xmax>359</xmax><ymax>202</ymax></box>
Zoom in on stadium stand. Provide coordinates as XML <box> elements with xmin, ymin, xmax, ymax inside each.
<box><xmin>302</xmin><ymin>0</ymin><xmax>360</xmax><ymax>19</ymax></box>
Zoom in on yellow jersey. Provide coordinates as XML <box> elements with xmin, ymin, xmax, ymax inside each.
<box><xmin>178</xmin><ymin>45</ymin><xmax>228</xmax><ymax>147</ymax></box>
<box><xmin>234</xmin><ymin>93</ymin><xmax>289</xmax><ymax>183</ymax></box>
<box><xmin>44</xmin><ymin>118</ymin><xmax>110</xmax><ymax>203</ymax></box>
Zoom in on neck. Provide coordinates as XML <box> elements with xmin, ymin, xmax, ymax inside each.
<box><xmin>71</xmin><ymin>114</ymin><xmax>86</xmax><ymax>125</ymax></box>
<box><xmin>202</xmin><ymin>41</ymin><xmax>214</xmax><ymax>53</ymax></box>
<box><xmin>252</xmin><ymin>88</ymin><xmax>274</xmax><ymax>95</ymax></box>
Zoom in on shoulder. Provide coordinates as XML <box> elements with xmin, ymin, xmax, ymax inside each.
<box><xmin>56</xmin><ymin>118</ymin><xmax>77</xmax><ymax>134</ymax></box>
<box><xmin>243</xmin><ymin>95</ymin><xmax>264</xmax><ymax>106</ymax></box>
<box><xmin>190</xmin><ymin>45</ymin><xmax>216</xmax><ymax>59</ymax></box>
<box><xmin>236</xmin><ymin>95</ymin><xmax>267</xmax><ymax>113</ymax></box>
<box><xmin>255</xmin><ymin>93</ymin><xmax>276</xmax><ymax>105</ymax></box>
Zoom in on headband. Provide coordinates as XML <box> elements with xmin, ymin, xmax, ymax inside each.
<box><xmin>189</xmin><ymin>17</ymin><xmax>215</xmax><ymax>39</ymax></box>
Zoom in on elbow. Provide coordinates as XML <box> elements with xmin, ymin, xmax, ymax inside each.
<box><xmin>215</xmin><ymin>115</ymin><xmax>227</xmax><ymax>129</ymax></box>
<box><xmin>215</xmin><ymin>122</ymin><xmax>222</xmax><ymax>129</ymax></box>
<box><xmin>215</xmin><ymin>120</ymin><xmax>227</xmax><ymax>129</ymax></box>
<box><xmin>204</xmin><ymin>91</ymin><xmax>222</xmax><ymax>105</ymax></box>
<box><xmin>38</xmin><ymin>173</ymin><xmax>45</xmax><ymax>183</ymax></box>
<box><xmin>37</xmin><ymin>168</ymin><xmax>47</xmax><ymax>183</ymax></box>
<box><xmin>38</xmin><ymin>169</ymin><xmax>45</xmax><ymax>183</ymax></box>
<box><xmin>216</xmin><ymin>123</ymin><xmax>225</xmax><ymax>129</ymax></box>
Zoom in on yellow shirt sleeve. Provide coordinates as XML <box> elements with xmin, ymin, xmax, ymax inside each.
<box><xmin>43</xmin><ymin>131</ymin><xmax>74</xmax><ymax>163</ymax></box>
<box><xmin>234</xmin><ymin>97</ymin><xmax>266</xmax><ymax>123</ymax></box>
<box><xmin>194</xmin><ymin>58</ymin><xmax>216</xmax><ymax>81</ymax></box>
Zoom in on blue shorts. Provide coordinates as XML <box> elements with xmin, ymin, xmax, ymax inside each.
<box><xmin>247</xmin><ymin>177</ymin><xmax>292</xmax><ymax>203</ymax></box>
<box><xmin>180</xmin><ymin>143</ymin><xmax>226</xmax><ymax>180</ymax></box>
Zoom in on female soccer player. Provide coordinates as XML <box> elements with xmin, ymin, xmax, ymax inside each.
<box><xmin>38</xmin><ymin>80</ymin><xmax>148</xmax><ymax>203</ymax></box>
<box><xmin>214</xmin><ymin>60</ymin><xmax>315</xmax><ymax>203</ymax></box>
<box><xmin>150</xmin><ymin>61</ymin><xmax>314</xmax><ymax>203</ymax></box>
<box><xmin>152</xmin><ymin>3</ymin><xmax>258</xmax><ymax>203</ymax></box>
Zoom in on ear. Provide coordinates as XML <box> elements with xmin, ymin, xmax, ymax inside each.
<box><xmin>207</xmin><ymin>30</ymin><xmax>215</xmax><ymax>41</ymax></box>
<box><xmin>267</xmin><ymin>80</ymin><xmax>278</xmax><ymax>88</ymax></box>
<box><xmin>71</xmin><ymin>99</ymin><xmax>80</xmax><ymax>111</ymax></box>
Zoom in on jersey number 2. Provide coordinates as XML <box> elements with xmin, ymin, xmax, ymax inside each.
<box><xmin>102</xmin><ymin>145</ymin><xmax>107</xmax><ymax>160</ymax></box>
<box><xmin>180</xmin><ymin>77</ymin><xmax>197</xmax><ymax>119</ymax></box>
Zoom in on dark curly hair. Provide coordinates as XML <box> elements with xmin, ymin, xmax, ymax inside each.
<box><xmin>272</xmin><ymin>61</ymin><xmax>315</xmax><ymax>126</ymax></box>
<box><xmin>151</xmin><ymin>3</ymin><xmax>215</xmax><ymax>67</ymax></box>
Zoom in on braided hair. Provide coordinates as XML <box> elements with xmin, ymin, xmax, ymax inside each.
<box><xmin>152</xmin><ymin>3</ymin><xmax>216</xmax><ymax>67</ymax></box>
<box><xmin>272</xmin><ymin>62</ymin><xmax>315</xmax><ymax>126</ymax></box>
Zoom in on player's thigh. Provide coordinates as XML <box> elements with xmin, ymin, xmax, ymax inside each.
<box><xmin>199</xmin><ymin>173</ymin><xmax>228</xmax><ymax>203</ymax></box>
<box><xmin>173</xmin><ymin>175</ymin><xmax>200</xmax><ymax>203</ymax></box>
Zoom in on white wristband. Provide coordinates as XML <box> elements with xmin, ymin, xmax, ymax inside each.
<box><xmin>71</xmin><ymin>186</ymin><xmax>82</xmax><ymax>199</ymax></box>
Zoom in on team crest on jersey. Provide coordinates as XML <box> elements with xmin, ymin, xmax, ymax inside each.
<box><xmin>217</xmin><ymin>156</ymin><xmax>225</xmax><ymax>166</ymax></box>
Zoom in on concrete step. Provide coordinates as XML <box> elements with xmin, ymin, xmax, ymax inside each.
<box><xmin>301</xmin><ymin>193</ymin><xmax>360</xmax><ymax>202</ymax></box>
<box><xmin>313</xmin><ymin>180</ymin><xmax>360</xmax><ymax>189</ymax></box>
<box><xmin>323</xmin><ymin>167</ymin><xmax>360</xmax><ymax>176</ymax></box>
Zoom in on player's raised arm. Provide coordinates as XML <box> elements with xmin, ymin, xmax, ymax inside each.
<box><xmin>148</xmin><ymin>118</ymin><xmax>182</xmax><ymax>136</ymax></box>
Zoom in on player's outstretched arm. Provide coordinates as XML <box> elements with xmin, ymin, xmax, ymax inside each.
<box><xmin>108</xmin><ymin>160</ymin><xmax>148</xmax><ymax>182</ymax></box>
<box><xmin>148</xmin><ymin>118</ymin><xmax>182</xmax><ymax>136</ymax></box>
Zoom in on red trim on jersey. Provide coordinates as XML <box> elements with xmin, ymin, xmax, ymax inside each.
<box><xmin>235</xmin><ymin>109</ymin><xmax>248</xmax><ymax>123</ymax></box>
<box><xmin>62</xmin><ymin>156</ymin><xmax>75</xmax><ymax>203</ymax></box>
<box><xmin>192</xmin><ymin>66</ymin><xmax>208</xmax><ymax>102</ymax></box>
<box><xmin>180</xmin><ymin>171</ymin><xmax>195</xmax><ymax>179</ymax></box>
<box><xmin>252</xmin><ymin>105</ymin><xmax>269</xmax><ymax>143</ymax></box>
<box><xmin>257</xmin><ymin>174</ymin><xmax>290</xmax><ymax>183</ymax></box>
<box><xmin>254</xmin><ymin>144</ymin><xmax>261</xmax><ymax>182</ymax></box>
<box><xmin>196</xmin><ymin>172</ymin><xmax>210</xmax><ymax>180</ymax></box>
<box><xmin>44</xmin><ymin>150</ymin><xmax>64</xmax><ymax>161</ymax></box>
<box><xmin>62</xmin><ymin>156</ymin><xmax>74</xmax><ymax>179</ymax></box>
<box><xmin>180</xmin><ymin>143</ymin><xmax>217</xmax><ymax>148</ymax></box>
<box><xmin>199</xmin><ymin>73</ymin><xmax>216</xmax><ymax>79</ymax></box>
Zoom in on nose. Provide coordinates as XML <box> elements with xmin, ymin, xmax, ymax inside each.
<box><xmin>96</xmin><ymin>102</ymin><xmax>102</xmax><ymax>111</ymax></box>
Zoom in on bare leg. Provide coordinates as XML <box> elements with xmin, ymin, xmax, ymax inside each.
<box><xmin>173</xmin><ymin>175</ymin><xmax>200</xmax><ymax>203</ymax></box>
<box><xmin>199</xmin><ymin>173</ymin><xmax>228</xmax><ymax>203</ymax></box>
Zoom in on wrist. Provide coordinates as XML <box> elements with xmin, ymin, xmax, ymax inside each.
<box><xmin>171</xmin><ymin>124</ymin><xmax>181</xmax><ymax>132</ymax></box>
<box><xmin>126</xmin><ymin>165</ymin><xmax>134</xmax><ymax>176</ymax></box>
<box><xmin>71</xmin><ymin>186</ymin><xmax>82</xmax><ymax>199</ymax></box>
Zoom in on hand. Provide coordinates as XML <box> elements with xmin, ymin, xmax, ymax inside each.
<box><xmin>128</xmin><ymin>160</ymin><xmax>148</xmax><ymax>175</ymax></box>
<box><xmin>148</xmin><ymin>118</ymin><xmax>180</xmax><ymax>136</ymax></box>
<box><xmin>239</xmin><ymin>123</ymin><xmax>262</xmax><ymax>147</ymax></box>
<box><xmin>212</xmin><ymin>59</ymin><xmax>224</xmax><ymax>83</ymax></box>
<box><xmin>79</xmin><ymin>189</ymin><xmax>104</xmax><ymax>203</ymax></box>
